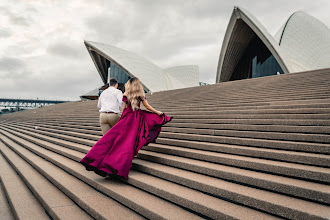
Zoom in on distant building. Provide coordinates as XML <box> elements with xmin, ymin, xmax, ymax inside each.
<box><xmin>84</xmin><ymin>41</ymin><xmax>199</xmax><ymax>93</ymax></box>
<box><xmin>216</xmin><ymin>7</ymin><xmax>330</xmax><ymax>82</ymax></box>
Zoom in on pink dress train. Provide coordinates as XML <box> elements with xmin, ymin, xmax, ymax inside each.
<box><xmin>80</xmin><ymin>96</ymin><xmax>172</xmax><ymax>179</ymax></box>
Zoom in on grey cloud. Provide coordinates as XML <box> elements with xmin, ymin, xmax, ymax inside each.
<box><xmin>0</xmin><ymin>6</ymin><xmax>30</xmax><ymax>26</ymax></box>
<box><xmin>47</xmin><ymin>41</ymin><xmax>85</xmax><ymax>58</ymax></box>
<box><xmin>83</xmin><ymin>0</ymin><xmax>225</xmax><ymax>84</ymax></box>
<box><xmin>83</xmin><ymin>0</ymin><xmax>220</xmax><ymax>55</ymax></box>
<box><xmin>0</xmin><ymin>29</ymin><xmax>12</xmax><ymax>38</ymax></box>
<box><xmin>85</xmin><ymin>15</ymin><xmax>128</xmax><ymax>43</ymax></box>
<box><xmin>11</xmin><ymin>16</ymin><xmax>29</xmax><ymax>26</ymax></box>
<box><xmin>130</xmin><ymin>0</ymin><xmax>229</xmax><ymax>19</ymax></box>
<box><xmin>0</xmin><ymin>57</ymin><xmax>25</xmax><ymax>72</ymax></box>
<box><xmin>0</xmin><ymin>62</ymin><xmax>102</xmax><ymax>101</ymax></box>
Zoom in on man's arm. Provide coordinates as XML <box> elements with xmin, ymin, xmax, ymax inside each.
<box><xmin>97</xmin><ymin>94</ymin><xmax>102</xmax><ymax>110</ymax></box>
<box><xmin>118</xmin><ymin>91</ymin><xmax>123</xmax><ymax>111</ymax></box>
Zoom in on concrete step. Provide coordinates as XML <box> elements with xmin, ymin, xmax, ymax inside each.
<box><xmin>159</xmin><ymin>131</ymin><xmax>330</xmax><ymax>154</ymax></box>
<box><xmin>136</xmin><ymin>150</ymin><xmax>330</xmax><ymax>205</ymax></box>
<box><xmin>154</xmin><ymin>139</ymin><xmax>330</xmax><ymax>167</ymax></box>
<box><xmin>3</xmin><ymin>124</ymin><xmax>95</xmax><ymax>146</ymax></box>
<box><xmin>10</xmin><ymin>113</ymin><xmax>97</xmax><ymax>117</ymax></box>
<box><xmin>16</xmin><ymin>130</ymin><xmax>280</xmax><ymax>218</ymax></box>
<box><xmin>130</xmin><ymin>160</ymin><xmax>330</xmax><ymax>219</ymax></box>
<box><xmin>126</xmin><ymin>171</ymin><xmax>281</xmax><ymax>219</ymax></box>
<box><xmin>186</xmin><ymin>81</ymin><xmax>329</xmax><ymax>91</ymax></box>
<box><xmin>0</xmin><ymin>125</ymin><xmax>91</xmax><ymax>154</ymax></box>
<box><xmin>3</xmin><ymin>100</ymin><xmax>330</xmax><ymax>123</ymax></box>
<box><xmin>3</xmin><ymin>126</ymin><xmax>330</xmax><ymax>206</ymax></box>
<box><xmin>3</xmin><ymin>120</ymin><xmax>330</xmax><ymax>166</ymax></box>
<box><xmin>0</xmin><ymin>128</ymin><xmax>299</xmax><ymax>219</ymax></box>
<box><xmin>0</xmin><ymin>133</ymin><xmax>144</xmax><ymax>220</ymax></box>
<box><xmin>0</xmin><ymin>145</ymin><xmax>50</xmax><ymax>220</ymax></box>
<box><xmin>184</xmin><ymin>90</ymin><xmax>330</xmax><ymax>101</ymax></box>
<box><xmin>158</xmin><ymin>102</ymin><xmax>330</xmax><ymax>113</ymax></box>
<box><xmin>41</xmin><ymin>119</ymin><xmax>99</xmax><ymax>126</ymax></box>
<box><xmin>158</xmin><ymin>96</ymin><xmax>330</xmax><ymax>107</ymax></box>
<box><xmin>9</xmin><ymin>121</ymin><xmax>330</xmax><ymax>158</ymax></box>
<box><xmin>41</xmin><ymin>121</ymin><xmax>101</xmax><ymax>131</ymax></box>
<box><xmin>17</xmin><ymin>113</ymin><xmax>328</xmax><ymax>125</ymax></box>
<box><xmin>4</xmin><ymin>120</ymin><xmax>330</xmax><ymax>161</ymax></box>
<box><xmin>18</xmin><ymin>117</ymin><xmax>99</xmax><ymax>123</ymax></box>
<box><xmin>2</xmin><ymin>116</ymin><xmax>98</xmax><ymax>122</ymax></box>
<box><xmin>150</xmin><ymin>83</ymin><xmax>330</xmax><ymax>96</ymax></box>
<box><xmin>162</xmin><ymin>74</ymin><xmax>330</xmax><ymax>89</ymax></box>
<box><xmin>18</xmin><ymin>120</ymin><xmax>330</xmax><ymax>145</ymax></box>
<box><xmin>151</xmin><ymin>93</ymin><xmax>330</xmax><ymax>107</ymax></box>
<box><xmin>156</xmin><ymin>78</ymin><xmax>330</xmax><ymax>92</ymax></box>
<box><xmin>168</xmin><ymin>113</ymin><xmax>330</xmax><ymax>119</ymax></box>
<box><xmin>152</xmin><ymin>96</ymin><xmax>330</xmax><ymax>109</ymax></box>
<box><xmin>0</xmin><ymin>129</ymin><xmax>203</xmax><ymax>220</ymax></box>
<box><xmin>142</xmin><ymin>144</ymin><xmax>330</xmax><ymax>183</ymax></box>
<box><xmin>154</xmin><ymin>89</ymin><xmax>330</xmax><ymax>99</ymax></box>
<box><xmin>17</xmin><ymin>122</ymin><xmax>101</xmax><ymax>141</ymax></box>
<box><xmin>13</xmin><ymin>119</ymin><xmax>101</xmax><ymax>130</ymax></box>
<box><xmin>153</xmin><ymin>98</ymin><xmax>330</xmax><ymax>110</ymax></box>
<box><xmin>28</xmin><ymin>117</ymin><xmax>330</xmax><ymax>127</ymax></box>
<box><xmin>160</xmin><ymin>99</ymin><xmax>330</xmax><ymax>111</ymax></box>
<box><xmin>0</xmin><ymin>136</ymin><xmax>94</xmax><ymax>220</ymax></box>
<box><xmin>0</xmin><ymin>127</ymin><xmax>89</xmax><ymax>162</ymax></box>
<box><xmin>29</xmin><ymin>112</ymin><xmax>330</xmax><ymax>120</ymax></box>
<box><xmin>151</xmin><ymin>87</ymin><xmax>329</xmax><ymax>99</ymax></box>
<box><xmin>8</xmin><ymin>112</ymin><xmax>330</xmax><ymax>125</ymax></box>
<box><xmin>170</xmin><ymin>118</ymin><xmax>330</xmax><ymax>126</ymax></box>
<box><xmin>42</xmin><ymin>119</ymin><xmax>330</xmax><ymax>138</ymax></box>
<box><xmin>165</xmin><ymin>108</ymin><xmax>330</xmax><ymax>115</ymax></box>
<box><xmin>12</xmin><ymin>104</ymin><xmax>330</xmax><ymax>116</ymax></box>
<box><xmin>0</xmin><ymin>180</ymin><xmax>14</xmax><ymax>220</ymax></box>
<box><xmin>162</xmin><ymin>127</ymin><xmax>330</xmax><ymax>144</ymax></box>
<box><xmin>22</xmin><ymin>121</ymin><xmax>102</xmax><ymax>136</ymax></box>
<box><xmin>166</xmin><ymin>123</ymin><xmax>330</xmax><ymax>134</ymax></box>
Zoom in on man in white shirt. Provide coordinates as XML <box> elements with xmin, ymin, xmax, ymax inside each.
<box><xmin>98</xmin><ymin>78</ymin><xmax>123</xmax><ymax>135</ymax></box>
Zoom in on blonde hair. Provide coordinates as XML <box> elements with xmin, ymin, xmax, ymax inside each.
<box><xmin>124</xmin><ymin>78</ymin><xmax>145</xmax><ymax>111</ymax></box>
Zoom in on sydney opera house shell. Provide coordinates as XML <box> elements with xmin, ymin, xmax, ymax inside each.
<box><xmin>84</xmin><ymin>41</ymin><xmax>199</xmax><ymax>93</ymax></box>
<box><xmin>216</xmin><ymin>7</ymin><xmax>330</xmax><ymax>82</ymax></box>
<box><xmin>83</xmin><ymin>6</ymin><xmax>329</xmax><ymax>99</ymax></box>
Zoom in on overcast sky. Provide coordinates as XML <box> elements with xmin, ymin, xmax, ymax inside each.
<box><xmin>1</xmin><ymin>0</ymin><xmax>329</xmax><ymax>101</ymax></box>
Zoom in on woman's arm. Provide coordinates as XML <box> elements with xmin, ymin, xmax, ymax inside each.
<box><xmin>142</xmin><ymin>100</ymin><xmax>162</xmax><ymax>115</ymax></box>
<box><xmin>122</xmin><ymin>102</ymin><xmax>127</xmax><ymax>111</ymax></box>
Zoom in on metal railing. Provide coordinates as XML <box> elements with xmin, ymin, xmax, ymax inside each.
<box><xmin>0</xmin><ymin>98</ymin><xmax>70</xmax><ymax>110</ymax></box>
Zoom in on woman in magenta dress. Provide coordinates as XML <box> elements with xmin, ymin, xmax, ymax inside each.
<box><xmin>80</xmin><ymin>77</ymin><xmax>172</xmax><ymax>179</ymax></box>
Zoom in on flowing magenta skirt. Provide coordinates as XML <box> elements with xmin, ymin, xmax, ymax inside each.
<box><xmin>80</xmin><ymin>107</ymin><xmax>172</xmax><ymax>179</ymax></box>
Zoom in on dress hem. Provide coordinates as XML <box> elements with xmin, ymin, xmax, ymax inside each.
<box><xmin>79</xmin><ymin>161</ymin><xmax>127</xmax><ymax>179</ymax></box>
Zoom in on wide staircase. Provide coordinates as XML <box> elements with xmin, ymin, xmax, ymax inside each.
<box><xmin>0</xmin><ymin>68</ymin><xmax>329</xmax><ymax>220</ymax></box>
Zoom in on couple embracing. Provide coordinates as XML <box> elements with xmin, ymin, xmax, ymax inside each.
<box><xmin>80</xmin><ymin>77</ymin><xmax>172</xmax><ymax>179</ymax></box>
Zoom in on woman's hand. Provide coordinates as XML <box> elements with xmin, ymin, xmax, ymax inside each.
<box><xmin>142</xmin><ymin>100</ymin><xmax>163</xmax><ymax>116</ymax></box>
<box><xmin>142</xmin><ymin>100</ymin><xmax>164</xmax><ymax>115</ymax></box>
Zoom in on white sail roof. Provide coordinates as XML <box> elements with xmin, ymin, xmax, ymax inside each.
<box><xmin>274</xmin><ymin>11</ymin><xmax>330</xmax><ymax>72</ymax></box>
<box><xmin>85</xmin><ymin>41</ymin><xmax>199</xmax><ymax>92</ymax></box>
<box><xmin>216</xmin><ymin>7</ymin><xmax>330</xmax><ymax>83</ymax></box>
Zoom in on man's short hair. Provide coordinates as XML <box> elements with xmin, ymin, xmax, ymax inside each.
<box><xmin>100</xmin><ymin>84</ymin><xmax>109</xmax><ymax>90</ymax></box>
<box><xmin>109</xmin><ymin>78</ymin><xmax>118</xmax><ymax>86</ymax></box>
